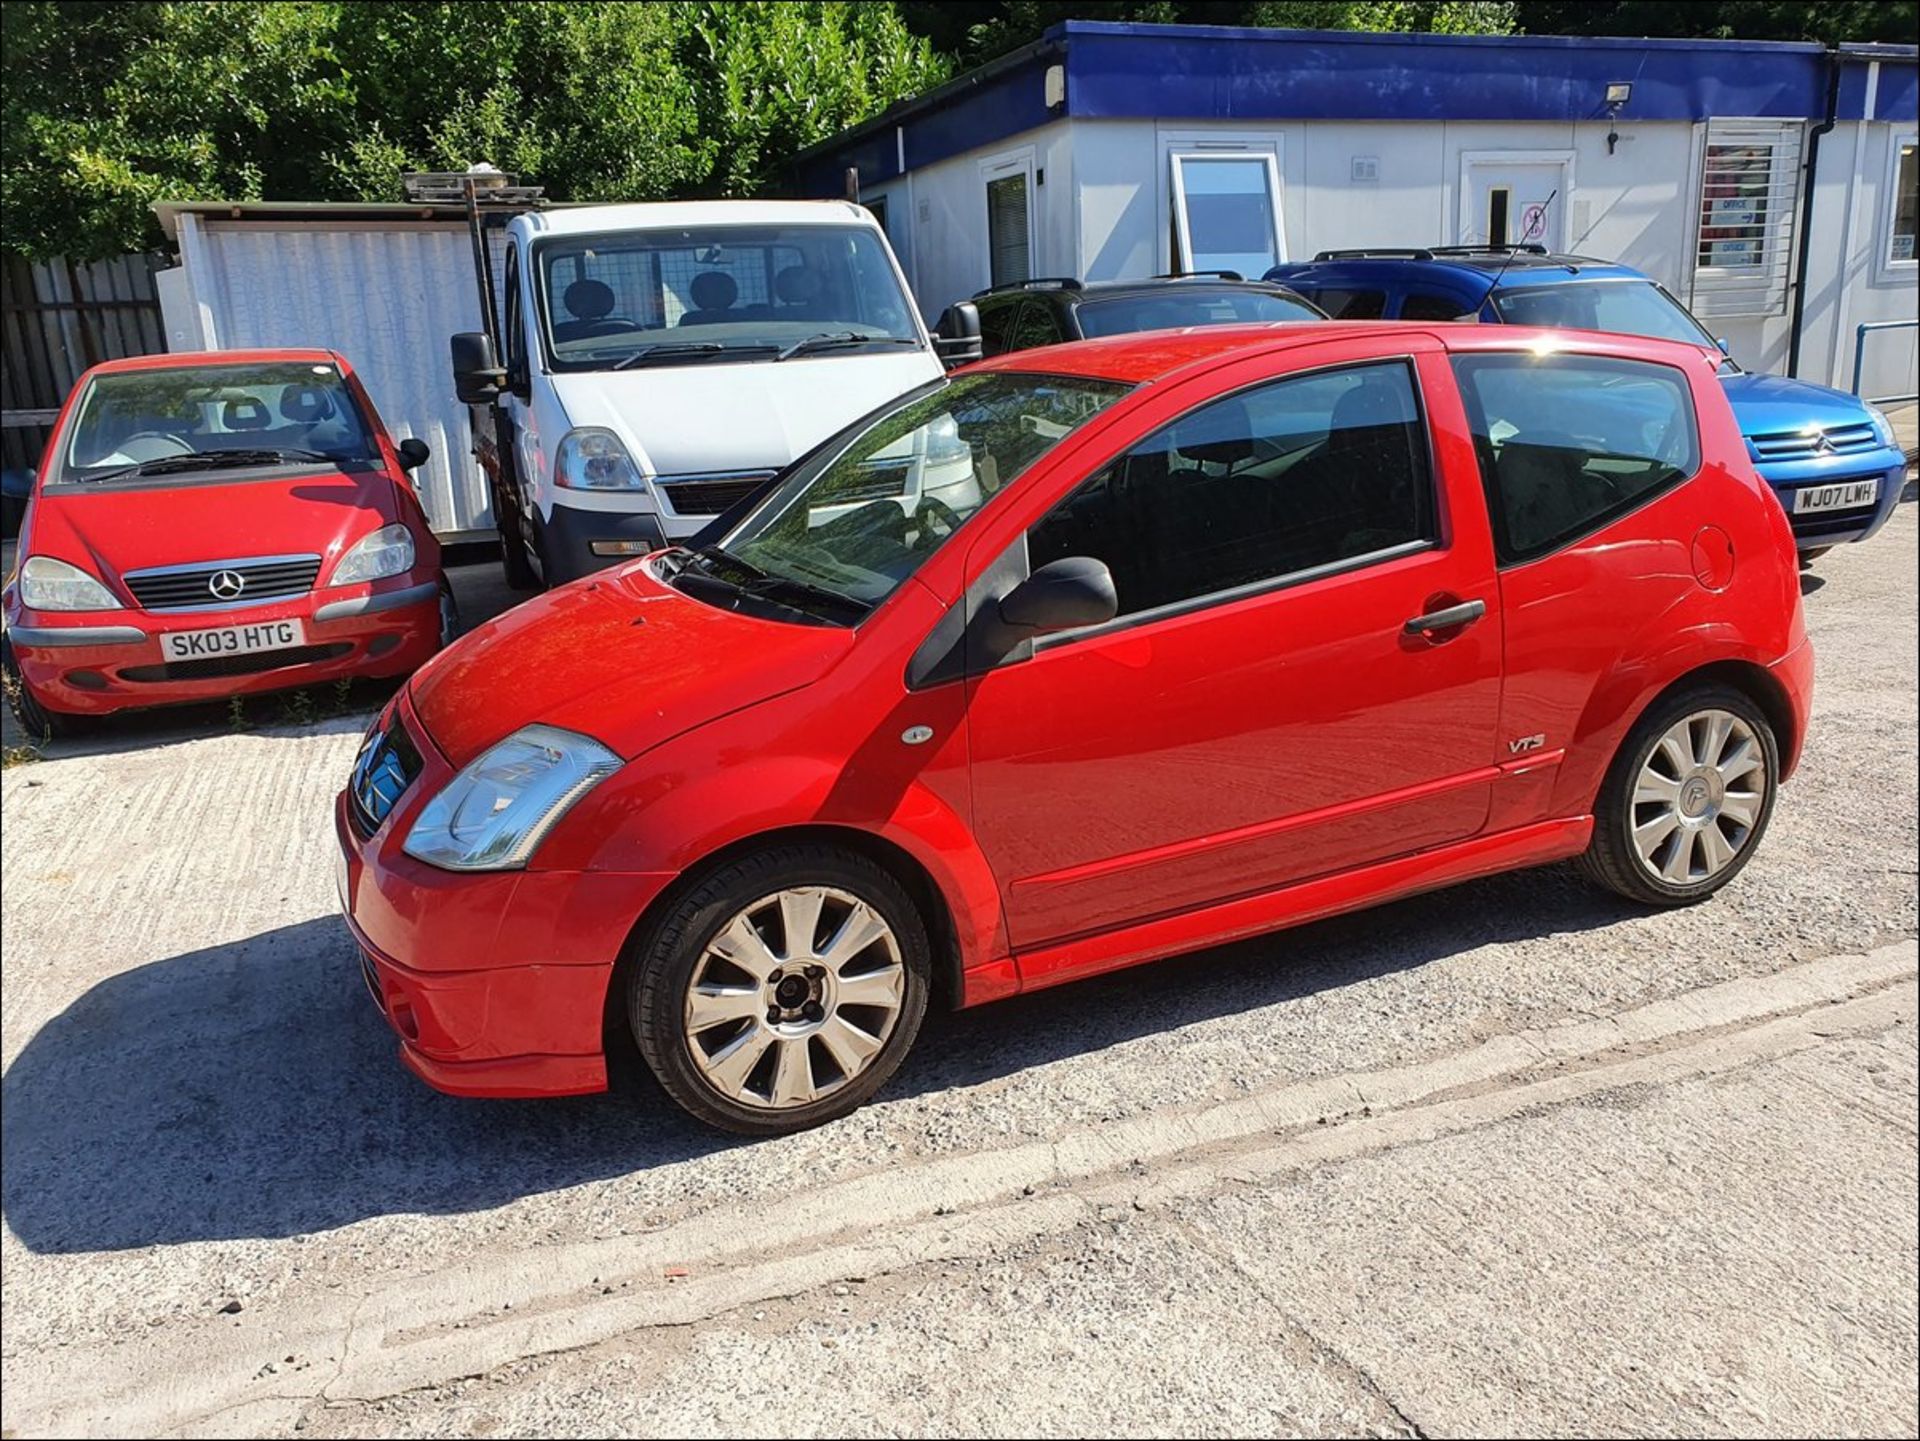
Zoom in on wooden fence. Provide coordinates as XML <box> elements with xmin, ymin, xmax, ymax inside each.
<box><xmin>1</xmin><ymin>251</ymin><xmax>169</xmax><ymax>478</ymax></box>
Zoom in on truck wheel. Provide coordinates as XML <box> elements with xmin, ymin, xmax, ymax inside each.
<box><xmin>629</xmin><ymin>846</ymin><xmax>931</xmax><ymax>1135</ymax></box>
<box><xmin>1579</xmin><ymin>683</ymin><xmax>1778</xmax><ymax>907</ymax></box>
<box><xmin>498</xmin><ymin>508</ymin><xmax>539</xmax><ymax>591</ymax></box>
<box><xmin>2</xmin><ymin>636</ymin><xmax>90</xmax><ymax>741</ymax></box>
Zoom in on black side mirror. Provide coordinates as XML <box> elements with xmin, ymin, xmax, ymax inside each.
<box><xmin>451</xmin><ymin>332</ymin><xmax>506</xmax><ymax>405</ymax></box>
<box><xmin>998</xmin><ymin>556</ymin><xmax>1117</xmax><ymax>634</ymax></box>
<box><xmin>396</xmin><ymin>437</ymin><xmax>430</xmax><ymax>471</ymax></box>
<box><xmin>934</xmin><ymin>301</ymin><xmax>984</xmax><ymax>368</ymax></box>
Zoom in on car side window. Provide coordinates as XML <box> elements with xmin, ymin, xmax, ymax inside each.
<box><xmin>1451</xmin><ymin>353</ymin><xmax>1701</xmax><ymax>565</ymax></box>
<box><xmin>502</xmin><ymin>244</ymin><xmax>525</xmax><ymax>379</ymax></box>
<box><xmin>1300</xmin><ymin>287</ymin><xmax>1386</xmax><ymax>320</ymax></box>
<box><xmin>978</xmin><ymin>300</ymin><xmax>1024</xmax><ymax>356</ymax></box>
<box><xmin>1400</xmin><ymin>291</ymin><xmax>1476</xmax><ymax>321</ymax></box>
<box><xmin>1027</xmin><ymin>360</ymin><xmax>1435</xmax><ymax>623</ymax></box>
<box><xmin>1008</xmin><ymin>299</ymin><xmax>1066</xmax><ymax>350</ymax></box>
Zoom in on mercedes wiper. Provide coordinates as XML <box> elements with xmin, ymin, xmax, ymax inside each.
<box><xmin>775</xmin><ymin>333</ymin><xmax>919</xmax><ymax>362</ymax></box>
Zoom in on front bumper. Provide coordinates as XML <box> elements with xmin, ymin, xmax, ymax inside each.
<box><xmin>4</xmin><ymin>572</ymin><xmax>442</xmax><ymax>716</ymax></box>
<box><xmin>538</xmin><ymin>502</ymin><xmax>675</xmax><ymax>586</ymax></box>
<box><xmin>1756</xmin><ymin>453</ymin><xmax>1907</xmax><ymax>550</ymax></box>
<box><xmin>334</xmin><ymin>693</ymin><xmax>675</xmax><ymax>1098</ymax></box>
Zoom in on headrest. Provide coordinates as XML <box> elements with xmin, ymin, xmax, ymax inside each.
<box><xmin>278</xmin><ymin>383</ymin><xmax>333</xmax><ymax>425</ymax></box>
<box><xmin>223</xmin><ymin>396</ymin><xmax>271</xmax><ymax>431</ymax></box>
<box><xmin>563</xmin><ymin>279</ymin><xmax>616</xmax><ymax>320</ymax></box>
<box><xmin>689</xmin><ymin>271</ymin><xmax>738</xmax><ymax>312</ymax></box>
<box><xmin>775</xmin><ymin>266</ymin><xmax>821</xmax><ymax>304</ymax></box>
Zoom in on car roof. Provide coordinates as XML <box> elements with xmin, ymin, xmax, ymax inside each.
<box><xmin>1273</xmin><ymin>249</ymin><xmax>1649</xmax><ymax>289</ymax></box>
<box><xmin>966</xmin><ymin>321</ymin><xmax>1721</xmax><ymax>386</ymax></box>
<box><xmin>81</xmin><ymin>348</ymin><xmax>345</xmax><ymax>377</ymax></box>
<box><xmin>975</xmin><ymin>276</ymin><xmax>1306</xmax><ymax>305</ymax></box>
<box><xmin>517</xmin><ymin>199</ymin><xmax>881</xmax><ymax>238</ymax></box>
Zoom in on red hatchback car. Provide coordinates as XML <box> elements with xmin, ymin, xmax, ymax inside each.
<box><xmin>3</xmin><ymin>349</ymin><xmax>451</xmax><ymax>736</ymax></box>
<box><xmin>336</xmin><ymin>323</ymin><xmax>1811</xmax><ymax>1134</ymax></box>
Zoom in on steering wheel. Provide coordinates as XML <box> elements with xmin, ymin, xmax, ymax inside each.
<box><xmin>118</xmin><ymin>431</ymin><xmax>196</xmax><ymax>460</ymax></box>
<box><xmin>912</xmin><ymin>494</ymin><xmax>962</xmax><ymax>543</ymax></box>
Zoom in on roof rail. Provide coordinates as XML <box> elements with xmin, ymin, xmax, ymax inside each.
<box><xmin>1312</xmin><ymin>248</ymin><xmax>1436</xmax><ymax>261</ymax></box>
<box><xmin>1152</xmin><ymin>269</ymin><xmax>1245</xmax><ymax>281</ymax></box>
<box><xmin>1427</xmin><ymin>243</ymin><xmax>1550</xmax><ymax>256</ymax></box>
<box><xmin>972</xmin><ymin>276</ymin><xmax>1084</xmax><ymax>298</ymax></box>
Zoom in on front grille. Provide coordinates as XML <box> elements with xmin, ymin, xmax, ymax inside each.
<box><xmin>119</xmin><ymin>642</ymin><xmax>352</xmax><ymax>682</ymax></box>
<box><xmin>347</xmin><ymin>716</ymin><xmax>423</xmax><ymax>838</ymax></box>
<box><xmin>835</xmin><ymin>458</ymin><xmax>912</xmax><ymax>503</ymax></box>
<box><xmin>1792</xmin><ymin>505</ymin><xmax>1881</xmax><ymax>539</ymax></box>
<box><xmin>1749</xmin><ymin>422</ymin><xmax>1880</xmax><ymax>461</ymax></box>
<box><xmin>661</xmin><ymin>474</ymin><xmax>775</xmax><ymax>516</ymax></box>
<box><xmin>124</xmin><ymin>555</ymin><xmax>323</xmax><ymax>611</ymax></box>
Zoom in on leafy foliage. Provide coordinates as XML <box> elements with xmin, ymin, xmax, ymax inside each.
<box><xmin>1</xmin><ymin>1</ymin><xmax>946</xmax><ymax>260</ymax></box>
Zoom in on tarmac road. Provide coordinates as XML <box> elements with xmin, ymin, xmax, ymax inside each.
<box><xmin>2</xmin><ymin>498</ymin><xmax>1915</xmax><ymax>1438</ymax></box>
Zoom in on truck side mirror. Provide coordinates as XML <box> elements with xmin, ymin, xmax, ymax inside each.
<box><xmin>396</xmin><ymin>437</ymin><xmax>431</xmax><ymax>472</ymax></box>
<box><xmin>451</xmin><ymin>332</ymin><xmax>506</xmax><ymax>405</ymax></box>
<box><xmin>934</xmin><ymin>302</ymin><xmax>984</xmax><ymax>368</ymax></box>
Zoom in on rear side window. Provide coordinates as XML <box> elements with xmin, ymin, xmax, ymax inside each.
<box><xmin>1400</xmin><ymin>291</ymin><xmax>1476</xmax><ymax>321</ymax></box>
<box><xmin>1299</xmin><ymin>287</ymin><xmax>1386</xmax><ymax>320</ymax></box>
<box><xmin>1451</xmin><ymin>353</ymin><xmax>1701</xmax><ymax>565</ymax></box>
<box><xmin>1028</xmin><ymin>360</ymin><xmax>1434</xmax><ymax>622</ymax></box>
<box><xmin>1008</xmin><ymin>301</ymin><xmax>1066</xmax><ymax>350</ymax></box>
<box><xmin>979</xmin><ymin>300</ymin><xmax>1023</xmax><ymax>356</ymax></box>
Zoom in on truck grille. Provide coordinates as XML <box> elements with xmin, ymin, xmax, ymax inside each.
<box><xmin>1749</xmin><ymin>422</ymin><xmax>1879</xmax><ymax>461</ymax></box>
<box><xmin>124</xmin><ymin>554</ymin><xmax>323</xmax><ymax>612</ymax></box>
<box><xmin>660</xmin><ymin>472</ymin><xmax>777</xmax><ymax>516</ymax></box>
<box><xmin>347</xmin><ymin>714</ymin><xmax>423</xmax><ymax>837</ymax></box>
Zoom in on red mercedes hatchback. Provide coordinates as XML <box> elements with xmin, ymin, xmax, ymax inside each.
<box><xmin>4</xmin><ymin>350</ymin><xmax>451</xmax><ymax>735</ymax></box>
<box><xmin>337</xmin><ymin>323</ymin><xmax>1812</xmax><ymax>1134</ymax></box>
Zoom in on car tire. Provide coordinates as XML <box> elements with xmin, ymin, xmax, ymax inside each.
<box><xmin>1579</xmin><ymin>682</ymin><xmax>1779</xmax><ymax>907</ymax></box>
<box><xmin>629</xmin><ymin>845</ymin><xmax>931</xmax><ymax>1135</ymax></box>
<box><xmin>1</xmin><ymin>635</ymin><xmax>90</xmax><ymax>741</ymax></box>
<box><xmin>436</xmin><ymin>580</ymin><xmax>460</xmax><ymax>648</ymax></box>
<box><xmin>498</xmin><ymin>510</ymin><xmax>539</xmax><ymax>591</ymax></box>
<box><xmin>1798</xmin><ymin>546</ymin><xmax>1831</xmax><ymax>569</ymax></box>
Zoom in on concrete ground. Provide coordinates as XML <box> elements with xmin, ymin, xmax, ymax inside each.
<box><xmin>3</xmin><ymin>501</ymin><xmax>1917</xmax><ymax>1438</ymax></box>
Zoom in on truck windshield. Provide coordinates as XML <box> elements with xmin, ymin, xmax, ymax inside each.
<box><xmin>537</xmin><ymin>224</ymin><xmax>922</xmax><ymax>371</ymax></box>
<box><xmin>1491</xmin><ymin>280</ymin><xmax>1723</xmax><ymax>353</ymax></box>
<box><xmin>59</xmin><ymin>362</ymin><xmax>378</xmax><ymax>484</ymax></box>
<box><xmin>695</xmin><ymin>371</ymin><xmax>1130</xmax><ymax>614</ymax></box>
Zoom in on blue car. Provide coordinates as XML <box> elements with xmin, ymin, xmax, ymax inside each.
<box><xmin>1266</xmin><ymin>246</ymin><xmax>1907</xmax><ymax>559</ymax></box>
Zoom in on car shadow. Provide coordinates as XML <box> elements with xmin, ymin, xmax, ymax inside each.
<box><xmin>2</xmin><ymin>862</ymin><xmax>1634</xmax><ymax>1255</ymax></box>
<box><xmin>1800</xmin><ymin>571</ymin><xmax>1826</xmax><ymax>596</ymax></box>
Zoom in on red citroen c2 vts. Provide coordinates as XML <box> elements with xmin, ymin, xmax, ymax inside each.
<box><xmin>337</xmin><ymin>323</ymin><xmax>1812</xmax><ymax>1135</ymax></box>
<box><xmin>3</xmin><ymin>349</ymin><xmax>451</xmax><ymax>736</ymax></box>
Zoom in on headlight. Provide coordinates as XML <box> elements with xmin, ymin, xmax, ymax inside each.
<box><xmin>1865</xmin><ymin>405</ymin><xmax>1895</xmax><ymax>447</ymax></box>
<box><xmin>332</xmin><ymin>523</ymin><xmax>416</xmax><ymax>585</ymax></box>
<box><xmin>556</xmin><ymin>427</ymin><xmax>647</xmax><ymax>490</ymax></box>
<box><xmin>19</xmin><ymin>555</ymin><xmax>119</xmax><ymax>612</ymax></box>
<box><xmin>402</xmin><ymin>724</ymin><xmax>619</xmax><ymax>871</ymax></box>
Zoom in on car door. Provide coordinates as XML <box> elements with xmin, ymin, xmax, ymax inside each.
<box><xmin>964</xmin><ymin>341</ymin><xmax>1503</xmax><ymax>955</ymax></box>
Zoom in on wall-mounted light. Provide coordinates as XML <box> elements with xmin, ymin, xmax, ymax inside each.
<box><xmin>1606</xmin><ymin>81</ymin><xmax>1633</xmax><ymax>155</ymax></box>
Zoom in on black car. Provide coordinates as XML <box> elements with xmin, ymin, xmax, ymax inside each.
<box><xmin>974</xmin><ymin>272</ymin><xmax>1325</xmax><ymax>355</ymax></box>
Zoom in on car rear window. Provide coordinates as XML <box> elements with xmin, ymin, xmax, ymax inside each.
<box><xmin>1296</xmin><ymin>287</ymin><xmax>1386</xmax><ymax>320</ymax></box>
<box><xmin>1451</xmin><ymin>352</ymin><xmax>1701</xmax><ymax>565</ymax></box>
<box><xmin>1073</xmin><ymin>289</ymin><xmax>1322</xmax><ymax>338</ymax></box>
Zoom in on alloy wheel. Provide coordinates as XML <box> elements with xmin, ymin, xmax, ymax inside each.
<box><xmin>683</xmin><ymin>886</ymin><xmax>906</xmax><ymax>1110</ymax></box>
<box><xmin>1629</xmin><ymin>708</ymin><xmax>1768</xmax><ymax>886</ymax></box>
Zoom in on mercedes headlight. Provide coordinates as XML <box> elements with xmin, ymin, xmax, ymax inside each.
<box><xmin>19</xmin><ymin>555</ymin><xmax>119</xmax><ymax>612</ymax></box>
<box><xmin>332</xmin><ymin>523</ymin><xmax>416</xmax><ymax>585</ymax></box>
<box><xmin>402</xmin><ymin>724</ymin><xmax>619</xmax><ymax>870</ymax></box>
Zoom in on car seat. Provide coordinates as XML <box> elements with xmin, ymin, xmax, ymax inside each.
<box><xmin>222</xmin><ymin>396</ymin><xmax>272</xmax><ymax>432</ymax></box>
<box><xmin>679</xmin><ymin>271</ymin><xmax>740</xmax><ymax>326</ymax></box>
<box><xmin>552</xmin><ymin>279</ymin><xmax>639</xmax><ymax>343</ymax></box>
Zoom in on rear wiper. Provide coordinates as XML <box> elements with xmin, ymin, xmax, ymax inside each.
<box><xmin>84</xmin><ymin>448</ymin><xmax>338</xmax><ymax>482</ymax></box>
<box><xmin>775</xmin><ymin>333</ymin><xmax>919</xmax><ymax>362</ymax></box>
<box><xmin>610</xmin><ymin>343</ymin><xmax>775</xmax><ymax>371</ymax></box>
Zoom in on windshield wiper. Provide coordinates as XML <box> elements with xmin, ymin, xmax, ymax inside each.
<box><xmin>677</xmin><ymin>545</ymin><xmax>867</xmax><ymax>620</ymax></box>
<box><xmin>610</xmin><ymin>342</ymin><xmax>777</xmax><ymax>371</ymax></box>
<box><xmin>83</xmin><ymin>448</ymin><xmax>341</xmax><ymax>483</ymax></box>
<box><xmin>775</xmin><ymin>333</ymin><xmax>919</xmax><ymax>362</ymax></box>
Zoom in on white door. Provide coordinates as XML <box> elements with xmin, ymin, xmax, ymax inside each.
<box><xmin>980</xmin><ymin>151</ymin><xmax>1036</xmax><ymax>290</ymax></box>
<box><xmin>1458</xmin><ymin>152</ymin><xmax>1573</xmax><ymax>251</ymax></box>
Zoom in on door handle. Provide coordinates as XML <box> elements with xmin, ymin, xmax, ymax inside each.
<box><xmin>1403</xmin><ymin>598</ymin><xmax>1487</xmax><ymax>636</ymax></box>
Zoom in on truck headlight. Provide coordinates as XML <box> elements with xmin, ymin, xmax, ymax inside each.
<box><xmin>556</xmin><ymin>428</ymin><xmax>648</xmax><ymax>491</ymax></box>
<box><xmin>402</xmin><ymin>724</ymin><xmax>619</xmax><ymax>871</ymax></box>
<box><xmin>19</xmin><ymin>555</ymin><xmax>119</xmax><ymax>612</ymax></box>
<box><xmin>331</xmin><ymin>523</ymin><xmax>416</xmax><ymax>584</ymax></box>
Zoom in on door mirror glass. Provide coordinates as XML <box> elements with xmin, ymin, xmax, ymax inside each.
<box><xmin>450</xmin><ymin>331</ymin><xmax>505</xmax><ymax>405</ymax></box>
<box><xmin>999</xmin><ymin>556</ymin><xmax>1118</xmax><ymax>634</ymax></box>
<box><xmin>1716</xmin><ymin>336</ymin><xmax>1732</xmax><ymax>356</ymax></box>
<box><xmin>396</xmin><ymin>437</ymin><xmax>431</xmax><ymax>472</ymax></box>
<box><xmin>934</xmin><ymin>302</ymin><xmax>984</xmax><ymax>368</ymax></box>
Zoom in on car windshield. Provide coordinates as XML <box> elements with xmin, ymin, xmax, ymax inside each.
<box><xmin>1074</xmin><ymin>288</ymin><xmax>1324</xmax><ymax>338</ymax></box>
<box><xmin>1492</xmin><ymin>280</ymin><xmax>1722</xmax><ymax>352</ymax></box>
<box><xmin>699</xmin><ymin>371</ymin><xmax>1130</xmax><ymax>613</ymax></box>
<box><xmin>60</xmin><ymin>362</ymin><xmax>378</xmax><ymax>483</ymax></box>
<box><xmin>537</xmin><ymin>224</ymin><xmax>921</xmax><ymax>371</ymax></box>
